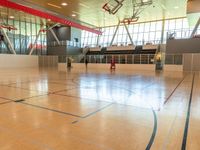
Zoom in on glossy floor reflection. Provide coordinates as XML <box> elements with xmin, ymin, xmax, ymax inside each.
<box><xmin>0</xmin><ymin>68</ymin><xmax>199</xmax><ymax>150</ymax></box>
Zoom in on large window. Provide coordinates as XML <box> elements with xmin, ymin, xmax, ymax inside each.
<box><xmin>0</xmin><ymin>17</ymin><xmax>47</xmax><ymax>55</ymax></box>
<box><xmin>81</xmin><ymin>17</ymin><xmax>197</xmax><ymax>47</ymax></box>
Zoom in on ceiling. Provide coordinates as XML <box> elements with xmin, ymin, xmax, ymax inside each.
<box><xmin>9</xmin><ymin>0</ymin><xmax>187</xmax><ymax>27</ymax></box>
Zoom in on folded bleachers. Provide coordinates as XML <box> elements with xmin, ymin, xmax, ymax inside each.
<box><xmin>86</xmin><ymin>44</ymin><xmax>157</xmax><ymax>55</ymax></box>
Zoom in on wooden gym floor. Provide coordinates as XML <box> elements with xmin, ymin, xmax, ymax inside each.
<box><xmin>0</xmin><ymin>67</ymin><xmax>199</xmax><ymax>150</ymax></box>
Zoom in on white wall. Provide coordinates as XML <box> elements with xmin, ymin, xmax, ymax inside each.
<box><xmin>163</xmin><ymin>65</ymin><xmax>183</xmax><ymax>72</ymax></box>
<box><xmin>39</xmin><ymin>56</ymin><xmax>58</xmax><ymax>67</ymax></box>
<box><xmin>0</xmin><ymin>54</ymin><xmax>38</xmax><ymax>68</ymax></box>
<box><xmin>58</xmin><ymin>63</ymin><xmax>156</xmax><ymax>72</ymax></box>
<box><xmin>183</xmin><ymin>53</ymin><xmax>200</xmax><ymax>71</ymax></box>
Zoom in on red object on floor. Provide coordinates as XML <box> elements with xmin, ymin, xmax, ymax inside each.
<box><xmin>110</xmin><ymin>59</ymin><xmax>116</xmax><ymax>69</ymax></box>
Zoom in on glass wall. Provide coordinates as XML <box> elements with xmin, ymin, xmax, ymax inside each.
<box><xmin>81</xmin><ymin>17</ymin><xmax>199</xmax><ymax>48</ymax></box>
<box><xmin>0</xmin><ymin>17</ymin><xmax>47</xmax><ymax>55</ymax></box>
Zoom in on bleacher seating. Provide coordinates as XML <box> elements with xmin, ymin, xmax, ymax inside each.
<box><xmin>86</xmin><ymin>46</ymin><xmax>102</xmax><ymax>55</ymax></box>
<box><xmin>86</xmin><ymin>44</ymin><xmax>158</xmax><ymax>55</ymax></box>
<box><xmin>106</xmin><ymin>45</ymin><xmax>135</xmax><ymax>51</ymax></box>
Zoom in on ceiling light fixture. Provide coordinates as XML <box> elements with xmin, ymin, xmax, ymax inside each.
<box><xmin>79</xmin><ymin>3</ymin><xmax>90</xmax><ymax>9</ymax></box>
<box><xmin>61</xmin><ymin>2</ymin><xmax>68</xmax><ymax>6</ymax></box>
<box><xmin>47</xmin><ymin>3</ymin><xmax>62</xmax><ymax>9</ymax></box>
<box><xmin>72</xmin><ymin>11</ymin><xmax>80</xmax><ymax>15</ymax></box>
<box><xmin>9</xmin><ymin>16</ymin><xmax>15</xmax><ymax>19</ymax></box>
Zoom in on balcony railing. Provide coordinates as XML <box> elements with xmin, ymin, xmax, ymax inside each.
<box><xmin>48</xmin><ymin>40</ymin><xmax>81</xmax><ymax>47</ymax></box>
<box><xmin>164</xmin><ymin>54</ymin><xmax>183</xmax><ymax>65</ymax></box>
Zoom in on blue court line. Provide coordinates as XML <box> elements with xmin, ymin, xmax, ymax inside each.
<box><xmin>181</xmin><ymin>73</ymin><xmax>195</xmax><ymax>150</ymax></box>
<box><xmin>164</xmin><ymin>75</ymin><xmax>187</xmax><ymax>104</ymax></box>
<box><xmin>83</xmin><ymin>103</ymin><xmax>113</xmax><ymax>118</ymax></box>
<box><xmin>20</xmin><ymin>102</ymin><xmax>82</xmax><ymax>118</ymax></box>
<box><xmin>145</xmin><ymin>109</ymin><xmax>157</xmax><ymax>150</ymax></box>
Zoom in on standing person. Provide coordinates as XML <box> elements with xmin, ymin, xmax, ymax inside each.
<box><xmin>85</xmin><ymin>58</ymin><xmax>88</xmax><ymax>69</ymax></box>
<box><xmin>67</xmin><ymin>57</ymin><xmax>71</xmax><ymax>68</ymax></box>
<box><xmin>110</xmin><ymin>58</ymin><xmax>116</xmax><ymax>70</ymax></box>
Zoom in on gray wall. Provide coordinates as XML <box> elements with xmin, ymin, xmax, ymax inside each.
<box><xmin>67</xmin><ymin>46</ymin><xmax>81</xmax><ymax>55</ymax></box>
<box><xmin>47</xmin><ymin>26</ymin><xmax>81</xmax><ymax>56</ymax></box>
<box><xmin>47</xmin><ymin>26</ymin><xmax>71</xmax><ymax>43</ymax></box>
<box><xmin>47</xmin><ymin>26</ymin><xmax>81</xmax><ymax>43</ymax></box>
<box><xmin>166</xmin><ymin>38</ymin><xmax>200</xmax><ymax>54</ymax></box>
<box><xmin>183</xmin><ymin>53</ymin><xmax>200</xmax><ymax>71</ymax></box>
<box><xmin>47</xmin><ymin>46</ymin><xmax>67</xmax><ymax>56</ymax></box>
<box><xmin>47</xmin><ymin>45</ymin><xmax>81</xmax><ymax>56</ymax></box>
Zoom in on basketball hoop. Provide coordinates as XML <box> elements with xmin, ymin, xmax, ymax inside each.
<box><xmin>120</xmin><ymin>0</ymin><xmax>152</xmax><ymax>24</ymax></box>
<box><xmin>40</xmin><ymin>29</ymin><xmax>47</xmax><ymax>33</ymax></box>
<box><xmin>102</xmin><ymin>0</ymin><xmax>125</xmax><ymax>15</ymax></box>
<box><xmin>120</xmin><ymin>17</ymin><xmax>139</xmax><ymax>24</ymax></box>
<box><xmin>0</xmin><ymin>24</ymin><xmax>17</xmax><ymax>31</ymax></box>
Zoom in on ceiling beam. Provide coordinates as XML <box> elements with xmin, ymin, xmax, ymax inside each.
<box><xmin>0</xmin><ymin>0</ymin><xmax>102</xmax><ymax>35</ymax></box>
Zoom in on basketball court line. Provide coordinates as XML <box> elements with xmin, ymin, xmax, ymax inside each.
<box><xmin>1</xmin><ymin>84</ymin><xmax>48</xmax><ymax>93</ymax></box>
<box><xmin>146</xmin><ymin>75</ymin><xmax>194</xmax><ymax>150</ymax></box>
<box><xmin>53</xmin><ymin>76</ymin><xmax>186</xmax><ymax>111</ymax></box>
<box><xmin>1</xmin><ymin>81</ymin><xmax>77</xmax><ymax>94</ymax></box>
<box><xmin>52</xmin><ymin>93</ymin><xmax>114</xmax><ymax>103</ymax></box>
<box><xmin>181</xmin><ymin>73</ymin><xmax>195</xmax><ymax>150</ymax></box>
<box><xmin>0</xmin><ymin>72</ymin><xmax>187</xmax><ymax>149</ymax></box>
<box><xmin>2</xmin><ymin>79</ymin><xmax>42</xmax><ymax>86</ymax></box>
<box><xmin>0</xmin><ymin>100</ymin><xmax>13</xmax><ymax>105</ymax></box>
<box><xmin>71</xmin><ymin>103</ymin><xmax>114</xmax><ymax>124</ymax></box>
<box><xmin>146</xmin><ymin>109</ymin><xmax>157</xmax><ymax>150</ymax></box>
<box><xmin>0</xmin><ymin>88</ymin><xmax>157</xmax><ymax>150</ymax></box>
<box><xmin>164</xmin><ymin>75</ymin><xmax>187</xmax><ymax>104</ymax></box>
<box><xmin>5</xmin><ymin>103</ymin><xmax>112</xmax><ymax>150</ymax></box>
<box><xmin>20</xmin><ymin>101</ymin><xmax>83</xmax><ymax>118</ymax></box>
<box><xmin>0</xmin><ymin>97</ymin><xmax>15</xmax><ymax>105</ymax></box>
<box><xmin>144</xmin><ymin>75</ymin><xmax>190</xmax><ymax>150</ymax></box>
<box><xmin>0</xmin><ymin>75</ymin><xmax>187</xmax><ymax>113</ymax></box>
<box><xmin>82</xmin><ymin>103</ymin><xmax>114</xmax><ymax>118</ymax></box>
<box><xmin>9</xmin><ymin>91</ymin><xmax>114</xmax><ymax>119</ymax></box>
<box><xmin>0</xmin><ymin>96</ymin><xmax>14</xmax><ymax>101</ymax></box>
<box><xmin>1</xmin><ymin>77</ymin><xmax>76</xmax><ymax>87</ymax></box>
<box><xmin>71</xmin><ymin>75</ymin><xmax>141</xmax><ymax>86</ymax></box>
<box><xmin>20</xmin><ymin>93</ymin><xmax>51</xmax><ymax>100</ymax></box>
<box><xmin>50</xmin><ymin>87</ymin><xmax>83</xmax><ymax>94</ymax></box>
<box><xmin>19</xmin><ymin>99</ymin><xmax>114</xmax><ymax>119</ymax></box>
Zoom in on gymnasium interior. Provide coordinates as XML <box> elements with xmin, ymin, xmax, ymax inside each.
<box><xmin>0</xmin><ymin>0</ymin><xmax>200</xmax><ymax>149</ymax></box>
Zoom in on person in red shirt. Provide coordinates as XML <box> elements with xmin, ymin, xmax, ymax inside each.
<box><xmin>110</xmin><ymin>58</ymin><xmax>116</xmax><ymax>70</ymax></box>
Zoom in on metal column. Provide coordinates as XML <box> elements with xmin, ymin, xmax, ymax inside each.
<box><xmin>161</xmin><ymin>18</ymin><xmax>166</xmax><ymax>44</ymax></box>
<box><xmin>29</xmin><ymin>25</ymin><xmax>45</xmax><ymax>55</ymax></box>
<box><xmin>1</xmin><ymin>28</ymin><xmax>16</xmax><ymax>54</ymax></box>
<box><xmin>49</xmin><ymin>28</ymin><xmax>60</xmax><ymax>45</ymax></box>
<box><xmin>110</xmin><ymin>21</ymin><xmax>120</xmax><ymax>46</ymax></box>
<box><xmin>190</xmin><ymin>17</ymin><xmax>200</xmax><ymax>38</ymax></box>
<box><xmin>124</xmin><ymin>23</ymin><xmax>134</xmax><ymax>46</ymax></box>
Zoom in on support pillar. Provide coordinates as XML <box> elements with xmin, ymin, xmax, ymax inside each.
<box><xmin>29</xmin><ymin>25</ymin><xmax>45</xmax><ymax>55</ymax></box>
<box><xmin>110</xmin><ymin>21</ymin><xmax>120</xmax><ymax>46</ymax></box>
<box><xmin>49</xmin><ymin>28</ymin><xmax>60</xmax><ymax>45</ymax></box>
<box><xmin>124</xmin><ymin>23</ymin><xmax>134</xmax><ymax>46</ymax></box>
<box><xmin>190</xmin><ymin>17</ymin><xmax>200</xmax><ymax>38</ymax></box>
<box><xmin>1</xmin><ymin>28</ymin><xmax>16</xmax><ymax>54</ymax></box>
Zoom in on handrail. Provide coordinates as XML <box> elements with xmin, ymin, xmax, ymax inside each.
<box><xmin>48</xmin><ymin>40</ymin><xmax>81</xmax><ymax>47</ymax></box>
